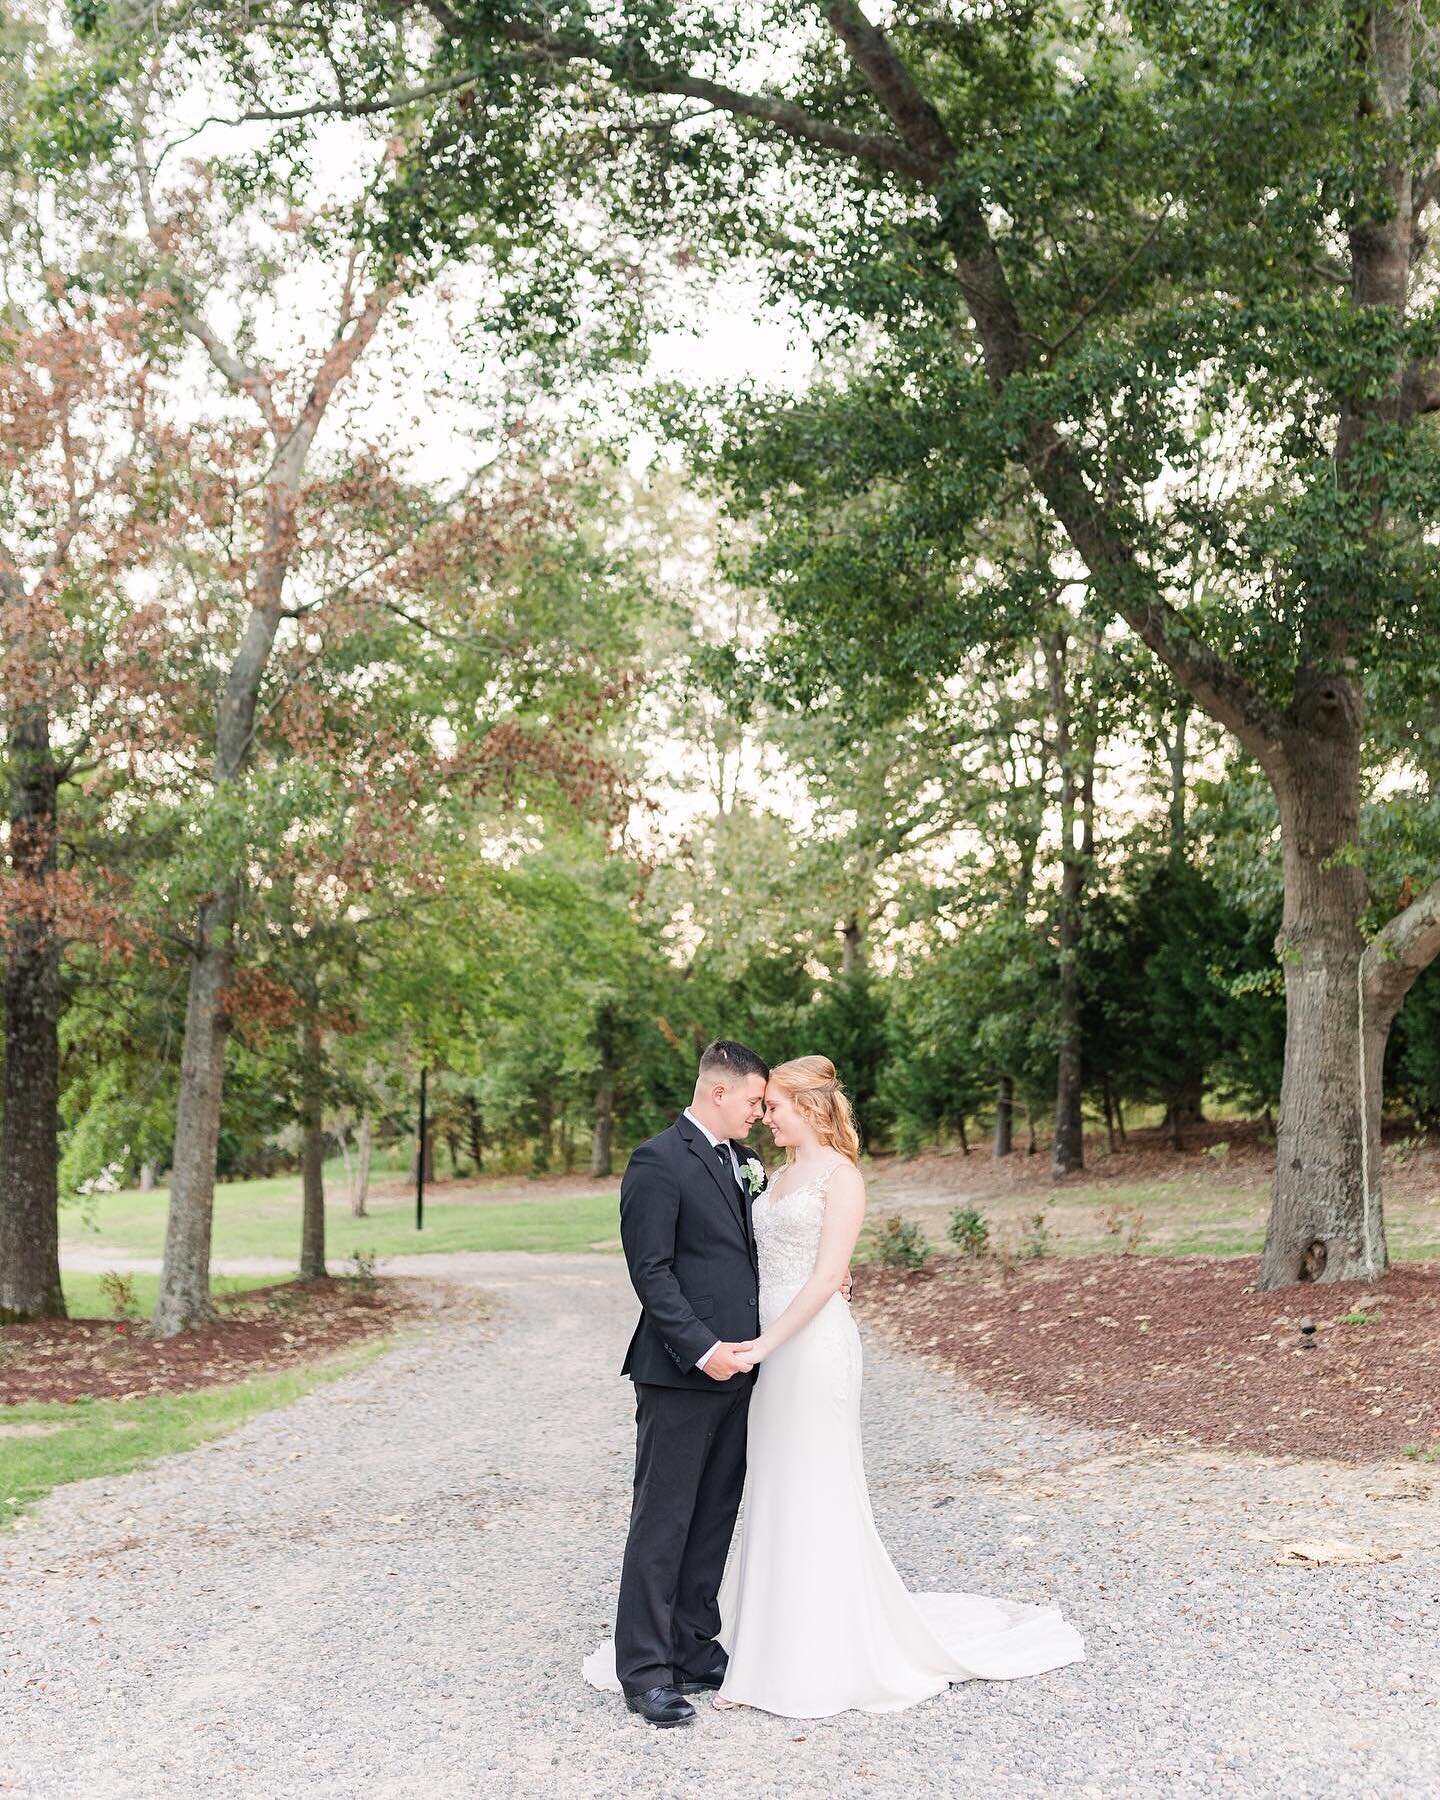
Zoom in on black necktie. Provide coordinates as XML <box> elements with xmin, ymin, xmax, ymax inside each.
<box><xmin>715</xmin><ymin>1142</ymin><xmax>741</xmax><ymax>1194</ymax></box>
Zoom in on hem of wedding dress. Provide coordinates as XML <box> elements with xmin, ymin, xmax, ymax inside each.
<box><xmin>713</xmin><ymin>1675</ymin><xmax>967</xmax><ymax>1720</ymax></box>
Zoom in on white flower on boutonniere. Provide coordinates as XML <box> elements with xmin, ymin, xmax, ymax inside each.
<box><xmin>738</xmin><ymin>1159</ymin><xmax>766</xmax><ymax>1199</ymax></box>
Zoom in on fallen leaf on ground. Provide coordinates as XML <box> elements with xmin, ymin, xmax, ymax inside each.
<box><xmin>1276</xmin><ymin>1539</ymin><xmax>1402</xmax><ymax>1567</ymax></box>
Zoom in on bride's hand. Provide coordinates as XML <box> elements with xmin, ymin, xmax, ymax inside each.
<box><xmin>735</xmin><ymin>1337</ymin><xmax>770</xmax><ymax>1368</ymax></box>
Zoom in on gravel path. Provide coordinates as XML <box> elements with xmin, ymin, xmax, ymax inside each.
<box><xmin>3</xmin><ymin>1253</ymin><xmax>1438</xmax><ymax>1799</ymax></box>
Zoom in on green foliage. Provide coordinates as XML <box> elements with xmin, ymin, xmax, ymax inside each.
<box><xmin>95</xmin><ymin>1269</ymin><xmax>139</xmax><ymax>1319</ymax></box>
<box><xmin>809</xmin><ymin>969</ymin><xmax>891</xmax><ymax>1147</ymax></box>
<box><xmin>946</xmin><ymin>1207</ymin><xmax>989</xmax><ymax>1257</ymax></box>
<box><xmin>1020</xmin><ymin>1211</ymin><xmax>1052</xmax><ymax>1261</ymax></box>
<box><xmin>872</xmin><ymin>1214</ymin><xmax>931</xmax><ymax>1271</ymax></box>
<box><xmin>1084</xmin><ymin>859</ymin><xmax>1286</xmax><ymax>1122</ymax></box>
<box><xmin>881</xmin><ymin>912</ymin><xmax>1053</xmax><ymax>1156</ymax></box>
<box><xmin>1387</xmin><ymin>964</ymin><xmax>1440</xmax><ymax>1128</ymax></box>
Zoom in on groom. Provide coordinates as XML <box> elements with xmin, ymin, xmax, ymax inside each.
<box><xmin>613</xmin><ymin>1039</ymin><xmax>770</xmax><ymax>1727</ymax></box>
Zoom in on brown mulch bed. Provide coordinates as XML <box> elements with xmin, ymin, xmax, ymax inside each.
<box><xmin>0</xmin><ymin>1278</ymin><xmax>421</xmax><ymax>1406</ymax></box>
<box><xmin>853</xmin><ymin>1254</ymin><xmax>1440</xmax><ymax>1464</ymax></box>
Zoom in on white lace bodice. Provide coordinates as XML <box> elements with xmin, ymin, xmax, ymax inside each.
<box><xmin>754</xmin><ymin>1161</ymin><xmax>844</xmax><ymax>1292</ymax></box>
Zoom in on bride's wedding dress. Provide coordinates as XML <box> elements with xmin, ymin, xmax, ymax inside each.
<box><xmin>585</xmin><ymin>1161</ymin><xmax>1084</xmax><ymax>1718</ymax></box>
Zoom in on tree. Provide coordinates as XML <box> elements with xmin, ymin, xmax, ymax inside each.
<box><xmin>414</xmin><ymin>0</ymin><xmax>1440</xmax><ymax>1285</ymax></box>
<box><xmin>0</xmin><ymin>241</ymin><xmax>186</xmax><ymax>1318</ymax></box>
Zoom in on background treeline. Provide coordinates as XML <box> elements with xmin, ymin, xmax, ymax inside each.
<box><xmin>4</xmin><ymin>0</ymin><xmax>1440</xmax><ymax>1328</ymax></box>
<box><xmin>53</xmin><ymin>710</ymin><xmax>1440</xmax><ymax>1196</ymax></box>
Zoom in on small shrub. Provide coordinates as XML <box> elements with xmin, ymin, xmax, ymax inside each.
<box><xmin>874</xmin><ymin>1215</ymin><xmax>931</xmax><ymax>1271</ymax></box>
<box><xmin>265</xmin><ymin>1286</ymin><xmax>303</xmax><ymax>1317</ymax></box>
<box><xmin>346</xmin><ymin>1249</ymin><xmax>379</xmax><ymax>1295</ymax></box>
<box><xmin>1099</xmin><ymin>1203</ymin><xmax>1147</xmax><ymax>1255</ymax></box>
<box><xmin>1339</xmin><ymin>1308</ymin><xmax>1377</xmax><ymax>1326</ymax></box>
<box><xmin>1401</xmin><ymin>1441</ymin><xmax>1440</xmax><ymax>1463</ymax></box>
<box><xmin>1020</xmin><ymin>1211</ymin><xmax>1052</xmax><ymax>1260</ymax></box>
<box><xmin>97</xmin><ymin>1270</ymin><xmax>139</xmax><ymax>1320</ymax></box>
<box><xmin>1202</xmin><ymin>1141</ymin><xmax>1230</xmax><ymax>1161</ymax></box>
<box><xmin>947</xmin><ymin>1207</ymin><xmax>990</xmax><ymax>1258</ymax></box>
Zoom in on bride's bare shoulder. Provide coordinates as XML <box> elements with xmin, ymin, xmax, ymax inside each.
<box><xmin>825</xmin><ymin>1160</ymin><xmax>866</xmax><ymax>1205</ymax></box>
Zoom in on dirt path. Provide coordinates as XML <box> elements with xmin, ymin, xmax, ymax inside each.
<box><xmin>2</xmin><ymin>1254</ymin><xmax>1437</xmax><ymax>1797</ymax></box>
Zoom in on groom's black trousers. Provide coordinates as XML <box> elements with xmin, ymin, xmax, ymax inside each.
<box><xmin>614</xmin><ymin>1379</ymin><xmax>751</xmax><ymax>1694</ymax></box>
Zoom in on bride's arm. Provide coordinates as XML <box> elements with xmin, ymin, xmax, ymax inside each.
<box><xmin>739</xmin><ymin>1165</ymin><xmax>866</xmax><ymax>1361</ymax></box>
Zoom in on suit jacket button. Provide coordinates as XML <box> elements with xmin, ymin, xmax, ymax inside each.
<box><xmin>749</xmin><ymin>1296</ymin><xmax>757</xmax><ymax>1307</ymax></box>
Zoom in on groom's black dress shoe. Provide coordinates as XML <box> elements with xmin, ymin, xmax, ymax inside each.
<box><xmin>673</xmin><ymin>1674</ymin><xmax>725</xmax><ymax>1694</ymax></box>
<box><xmin>624</xmin><ymin>1686</ymin><xmax>694</xmax><ymax>1728</ymax></box>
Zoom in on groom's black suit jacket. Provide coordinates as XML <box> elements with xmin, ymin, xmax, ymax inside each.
<box><xmin>619</xmin><ymin>1114</ymin><xmax>762</xmax><ymax>1390</ymax></box>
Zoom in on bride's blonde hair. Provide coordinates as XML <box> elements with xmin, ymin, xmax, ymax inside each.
<box><xmin>768</xmin><ymin>1055</ymin><xmax>862</xmax><ymax>1166</ymax></box>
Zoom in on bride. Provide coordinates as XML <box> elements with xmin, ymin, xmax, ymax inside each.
<box><xmin>708</xmin><ymin>1054</ymin><xmax>1082</xmax><ymax>1718</ymax></box>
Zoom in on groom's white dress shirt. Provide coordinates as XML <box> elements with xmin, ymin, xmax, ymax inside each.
<box><xmin>683</xmin><ymin>1107</ymin><xmax>744</xmax><ymax>1372</ymax></box>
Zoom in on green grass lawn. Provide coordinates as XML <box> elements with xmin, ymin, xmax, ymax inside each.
<box><xmin>63</xmin><ymin>1159</ymin><xmax>1438</xmax><ymax>1278</ymax></box>
<box><xmin>59</xmin><ymin>1271</ymin><xmax>275</xmax><ymax>1319</ymax></box>
<box><xmin>0</xmin><ymin>1337</ymin><xmax>391</xmax><ymax>1526</ymax></box>
<box><xmin>63</xmin><ymin>1165</ymin><xmax>621</xmax><ymax>1268</ymax></box>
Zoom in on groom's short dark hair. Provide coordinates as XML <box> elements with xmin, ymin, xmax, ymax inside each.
<box><xmin>698</xmin><ymin>1039</ymin><xmax>769</xmax><ymax>1083</ymax></box>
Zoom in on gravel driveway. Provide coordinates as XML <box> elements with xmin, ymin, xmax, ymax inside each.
<box><xmin>2</xmin><ymin>1252</ymin><xmax>1437</xmax><ymax>1799</ymax></box>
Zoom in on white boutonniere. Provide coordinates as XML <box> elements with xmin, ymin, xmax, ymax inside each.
<box><xmin>738</xmin><ymin>1158</ymin><xmax>766</xmax><ymax>1199</ymax></box>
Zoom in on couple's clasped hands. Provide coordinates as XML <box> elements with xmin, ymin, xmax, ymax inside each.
<box><xmin>703</xmin><ymin>1339</ymin><xmax>768</xmax><ymax>1379</ymax></box>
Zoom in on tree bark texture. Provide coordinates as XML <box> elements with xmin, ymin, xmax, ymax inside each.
<box><xmin>1259</xmin><ymin>705</ymin><xmax>1382</xmax><ymax>1284</ymax></box>
<box><xmin>0</xmin><ymin>707</ymin><xmax>65</xmax><ymax>1323</ymax></box>
<box><xmin>153</xmin><ymin>892</ymin><xmax>233</xmax><ymax>1333</ymax></box>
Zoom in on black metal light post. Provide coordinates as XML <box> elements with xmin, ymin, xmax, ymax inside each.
<box><xmin>416</xmin><ymin>1065</ymin><xmax>428</xmax><ymax>1232</ymax></box>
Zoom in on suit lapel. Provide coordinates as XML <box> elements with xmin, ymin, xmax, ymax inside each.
<box><xmin>675</xmin><ymin>1114</ymin><xmax>747</xmax><ymax>1239</ymax></box>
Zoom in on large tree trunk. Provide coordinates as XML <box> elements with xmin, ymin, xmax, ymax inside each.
<box><xmin>134</xmin><ymin>136</ymin><xmax>391</xmax><ymax>1334</ymax></box>
<box><xmin>1257</xmin><ymin>7</ymin><xmax>1416</xmax><ymax>1283</ymax></box>
<box><xmin>1259</xmin><ymin>709</ymin><xmax>1381</xmax><ymax>1285</ymax></box>
<box><xmin>0</xmin><ymin>708</ymin><xmax>64</xmax><ymax>1323</ymax></box>
<box><xmin>992</xmin><ymin>1074</ymin><xmax>1014</xmax><ymax>1158</ymax></box>
<box><xmin>465</xmin><ymin>1095</ymin><xmax>484</xmax><ymax>1174</ymax></box>
<box><xmin>840</xmin><ymin>914</ymin><xmax>865</xmax><ymax>975</ymax></box>
<box><xmin>299</xmin><ymin>1018</ymin><xmax>326</xmax><ymax>1281</ymax></box>
<box><xmin>153</xmin><ymin>894</ymin><xmax>233</xmax><ymax>1333</ymax></box>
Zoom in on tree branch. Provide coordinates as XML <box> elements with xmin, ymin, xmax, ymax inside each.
<box><xmin>131</xmin><ymin>87</ymin><xmax>284</xmax><ymax>433</ymax></box>
<box><xmin>230</xmin><ymin>67</ymin><xmax>486</xmax><ymax>127</ymax></box>
<box><xmin>397</xmin><ymin>0</ymin><xmax>1286</xmax><ymax>763</ymax></box>
<box><xmin>407</xmin><ymin>1</ymin><xmax>936</xmax><ymax>182</ymax></box>
<box><xmin>1363</xmin><ymin>875</ymin><xmax>1440</xmax><ymax>1028</ymax></box>
<box><xmin>820</xmin><ymin>5</ymin><xmax>1287</xmax><ymax>758</ymax></box>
